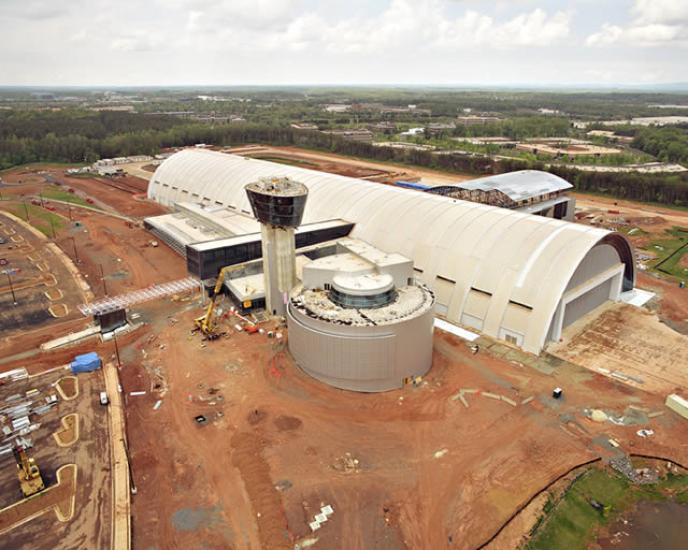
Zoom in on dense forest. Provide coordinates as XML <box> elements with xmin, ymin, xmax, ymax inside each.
<box><xmin>1</xmin><ymin>110</ymin><xmax>688</xmax><ymax>207</ymax></box>
<box><xmin>632</xmin><ymin>126</ymin><xmax>688</xmax><ymax>164</ymax></box>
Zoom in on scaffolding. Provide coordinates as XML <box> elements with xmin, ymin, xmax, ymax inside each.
<box><xmin>78</xmin><ymin>277</ymin><xmax>201</xmax><ymax>316</ymax></box>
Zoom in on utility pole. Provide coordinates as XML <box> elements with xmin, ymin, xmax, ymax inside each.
<box><xmin>2</xmin><ymin>269</ymin><xmax>17</xmax><ymax>306</ymax></box>
<box><xmin>49</xmin><ymin>216</ymin><xmax>56</xmax><ymax>239</ymax></box>
<box><xmin>100</xmin><ymin>263</ymin><xmax>108</xmax><ymax>296</ymax></box>
<box><xmin>113</xmin><ymin>332</ymin><xmax>122</xmax><ymax>368</ymax></box>
<box><xmin>71</xmin><ymin>236</ymin><xmax>79</xmax><ymax>263</ymax></box>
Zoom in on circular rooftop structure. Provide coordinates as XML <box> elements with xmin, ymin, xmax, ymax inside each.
<box><xmin>288</xmin><ymin>282</ymin><xmax>435</xmax><ymax>392</ymax></box>
<box><xmin>244</xmin><ymin>177</ymin><xmax>308</xmax><ymax>228</ymax></box>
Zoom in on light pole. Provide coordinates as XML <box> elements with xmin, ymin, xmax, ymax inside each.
<box><xmin>2</xmin><ymin>268</ymin><xmax>18</xmax><ymax>306</ymax></box>
<box><xmin>71</xmin><ymin>236</ymin><xmax>79</xmax><ymax>263</ymax></box>
<box><xmin>100</xmin><ymin>263</ymin><xmax>108</xmax><ymax>296</ymax></box>
<box><xmin>113</xmin><ymin>331</ymin><xmax>122</xmax><ymax>368</ymax></box>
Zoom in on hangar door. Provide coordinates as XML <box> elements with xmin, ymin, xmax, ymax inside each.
<box><xmin>547</xmin><ymin>244</ymin><xmax>624</xmax><ymax>343</ymax></box>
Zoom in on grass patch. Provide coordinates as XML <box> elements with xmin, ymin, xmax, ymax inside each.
<box><xmin>0</xmin><ymin>162</ymin><xmax>87</xmax><ymax>175</ymax></box>
<box><xmin>645</xmin><ymin>226</ymin><xmax>688</xmax><ymax>279</ymax></box>
<box><xmin>1</xmin><ymin>202</ymin><xmax>66</xmax><ymax>237</ymax></box>
<box><xmin>617</xmin><ymin>225</ymin><xmax>648</xmax><ymax>237</ymax></box>
<box><xmin>528</xmin><ymin>469</ymin><xmax>629</xmax><ymax>550</ymax></box>
<box><xmin>40</xmin><ymin>185</ymin><xmax>93</xmax><ymax>208</ymax></box>
<box><xmin>528</xmin><ymin>466</ymin><xmax>688</xmax><ymax>550</ymax></box>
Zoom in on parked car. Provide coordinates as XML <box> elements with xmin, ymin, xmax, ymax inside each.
<box><xmin>99</xmin><ymin>391</ymin><xmax>109</xmax><ymax>406</ymax></box>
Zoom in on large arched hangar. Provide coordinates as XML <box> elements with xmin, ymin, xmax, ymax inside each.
<box><xmin>148</xmin><ymin>149</ymin><xmax>635</xmax><ymax>354</ymax></box>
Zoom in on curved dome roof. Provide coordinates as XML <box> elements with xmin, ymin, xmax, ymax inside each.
<box><xmin>149</xmin><ymin>149</ymin><xmax>634</xmax><ymax>353</ymax></box>
<box><xmin>434</xmin><ymin>169</ymin><xmax>573</xmax><ymax>201</ymax></box>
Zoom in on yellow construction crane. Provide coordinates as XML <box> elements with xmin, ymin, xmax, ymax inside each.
<box><xmin>194</xmin><ymin>265</ymin><xmax>243</xmax><ymax>340</ymax></box>
<box><xmin>13</xmin><ymin>445</ymin><xmax>45</xmax><ymax>497</ymax></box>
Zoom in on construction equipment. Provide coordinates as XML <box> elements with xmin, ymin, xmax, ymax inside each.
<box><xmin>13</xmin><ymin>445</ymin><xmax>45</xmax><ymax>497</ymax></box>
<box><xmin>194</xmin><ymin>265</ymin><xmax>244</xmax><ymax>340</ymax></box>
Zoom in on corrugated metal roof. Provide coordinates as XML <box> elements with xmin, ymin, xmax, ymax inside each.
<box><xmin>446</xmin><ymin>170</ymin><xmax>572</xmax><ymax>201</ymax></box>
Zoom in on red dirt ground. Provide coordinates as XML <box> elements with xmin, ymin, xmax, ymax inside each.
<box><xmin>53</xmin><ymin>205</ymin><xmax>186</xmax><ymax>299</ymax></box>
<box><xmin>227</xmin><ymin>145</ymin><xmax>474</xmax><ymax>185</ymax></box>
<box><xmin>2</xmin><ymin>161</ymin><xmax>688</xmax><ymax>550</ymax></box>
<box><xmin>117</xmin><ymin>305</ymin><xmax>688</xmax><ymax>550</ymax></box>
<box><xmin>58</xmin><ymin>174</ymin><xmax>167</xmax><ymax>218</ymax></box>
<box><xmin>637</xmin><ymin>272</ymin><xmax>688</xmax><ymax>333</ymax></box>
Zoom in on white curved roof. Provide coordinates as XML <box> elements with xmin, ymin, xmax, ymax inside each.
<box><xmin>149</xmin><ymin>149</ymin><xmax>634</xmax><ymax>353</ymax></box>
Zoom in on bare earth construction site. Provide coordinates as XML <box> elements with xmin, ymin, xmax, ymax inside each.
<box><xmin>1</xmin><ymin>147</ymin><xmax>687</xmax><ymax>550</ymax></box>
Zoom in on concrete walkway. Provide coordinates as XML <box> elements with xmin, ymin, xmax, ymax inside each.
<box><xmin>103</xmin><ymin>362</ymin><xmax>131</xmax><ymax>550</ymax></box>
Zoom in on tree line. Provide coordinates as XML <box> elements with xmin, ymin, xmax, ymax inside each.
<box><xmin>1</xmin><ymin>111</ymin><xmax>687</xmax><ymax>207</ymax></box>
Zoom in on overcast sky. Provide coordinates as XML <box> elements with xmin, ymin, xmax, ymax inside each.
<box><xmin>1</xmin><ymin>0</ymin><xmax>686</xmax><ymax>87</ymax></box>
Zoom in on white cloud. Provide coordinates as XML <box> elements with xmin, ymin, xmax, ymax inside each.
<box><xmin>185</xmin><ymin>1</ymin><xmax>571</xmax><ymax>55</ymax></box>
<box><xmin>632</xmin><ymin>0</ymin><xmax>688</xmax><ymax>25</ymax></box>
<box><xmin>586</xmin><ymin>24</ymin><xmax>623</xmax><ymax>46</ymax></box>
<box><xmin>0</xmin><ymin>0</ymin><xmax>75</xmax><ymax>20</ymax></box>
<box><xmin>110</xmin><ymin>33</ymin><xmax>164</xmax><ymax>53</ymax></box>
<box><xmin>587</xmin><ymin>0</ymin><xmax>688</xmax><ymax>47</ymax></box>
<box><xmin>179</xmin><ymin>0</ymin><xmax>303</xmax><ymax>31</ymax></box>
<box><xmin>0</xmin><ymin>0</ymin><xmax>684</xmax><ymax>86</ymax></box>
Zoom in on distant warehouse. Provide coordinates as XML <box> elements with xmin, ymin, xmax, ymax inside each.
<box><xmin>146</xmin><ymin>149</ymin><xmax>635</xmax><ymax>354</ymax></box>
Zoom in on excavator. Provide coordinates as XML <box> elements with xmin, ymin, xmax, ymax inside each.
<box><xmin>13</xmin><ymin>445</ymin><xmax>45</xmax><ymax>497</ymax></box>
<box><xmin>194</xmin><ymin>265</ymin><xmax>243</xmax><ymax>340</ymax></box>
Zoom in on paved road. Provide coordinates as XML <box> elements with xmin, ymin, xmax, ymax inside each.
<box><xmin>103</xmin><ymin>362</ymin><xmax>131</xmax><ymax>550</ymax></box>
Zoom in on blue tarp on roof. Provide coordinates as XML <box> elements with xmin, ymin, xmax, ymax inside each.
<box><xmin>394</xmin><ymin>180</ymin><xmax>433</xmax><ymax>191</ymax></box>
<box><xmin>70</xmin><ymin>352</ymin><xmax>102</xmax><ymax>374</ymax></box>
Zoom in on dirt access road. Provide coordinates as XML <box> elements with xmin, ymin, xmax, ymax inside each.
<box><xmin>226</xmin><ymin>145</ymin><xmax>475</xmax><ymax>186</ymax></box>
<box><xmin>573</xmin><ymin>192</ymin><xmax>688</xmax><ymax>229</ymax></box>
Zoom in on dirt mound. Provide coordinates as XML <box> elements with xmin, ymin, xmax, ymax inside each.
<box><xmin>273</xmin><ymin>415</ymin><xmax>302</xmax><ymax>431</ymax></box>
<box><xmin>230</xmin><ymin>432</ymin><xmax>291</xmax><ymax>549</ymax></box>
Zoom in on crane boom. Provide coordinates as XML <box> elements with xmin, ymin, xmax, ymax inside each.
<box><xmin>194</xmin><ymin>264</ymin><xmax>244</xmax><ymax>339</ymax></box>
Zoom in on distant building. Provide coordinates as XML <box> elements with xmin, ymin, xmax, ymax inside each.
<box><xmin>321</xmin><ymin>129</ymin><xmax>373</xmax><ymax>143</ymax></box>
<box><xmin>586</xmin><ymin>130</ymin><xmax>634</xmax><ymax>144</ymax></box>
<box><xmin>291</xmin><ymin>123</ymin><xmax>319</xmax><ymax>130</ymax></box>
<box><xmin>576</xmin><ymin>116</ymin><xmax>688</xmax><ymax>128</ymax></box>
<box><xmin>90</xmin><ymin>105</ymin><xmax>136</xmax><ymax>112</ymax></box>
<box><xmin>399</xmin><ymin>127</ymin><xmax>424</xmax><ymax>137</ymax></box>
<box><xmin>456</xmin><ymin>115</ymin><xmax>502</xmax><ymax>126</ymax></box>
<box><xmin>453</xmin><ymin>137</ymin><xmax>518</xmax><ymax>147</ymax></box>
<box><xmin>426</xmin><ymin>170</ymin><xmax>575</xmax><ymax>221</ymax></box>
<box><xmin>368</xmin><ymin>121</ymin><xmax>397</xmax><ymax>134</ymax></box>
<box><xmin>323</xmin><ymin>104</ymin><xmax>351</xmax><ymax>113</ymax></box>
<box><xmin>353</xmin><ymin>103</ymin><xmax>431</xmax><ymax>115</ymax></box>
<box><xmin>515</xmin><ymin>138</ymin><xmax>621</xmax><ymax>157</ymax></box>
<box><xmin>373</xmin><ymin>142</ymin><xmax>435</xmax><ymax>151</ymax></box>
<box><xmin>425</xmin><ymin>122</ymin><xmax>456</xmax><ymax>136</ymax></box>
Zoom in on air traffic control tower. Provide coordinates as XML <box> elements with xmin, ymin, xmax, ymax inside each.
<box><xmin>245</xmin><ymin>177</ymin><xmax>308</xmax><ymax>316</ymax></box>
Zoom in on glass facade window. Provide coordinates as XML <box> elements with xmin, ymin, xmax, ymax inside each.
<box><xmin>329</xmin><ymin>288</ymin><xmax>397</xmax><ymax>309</ymax></box>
